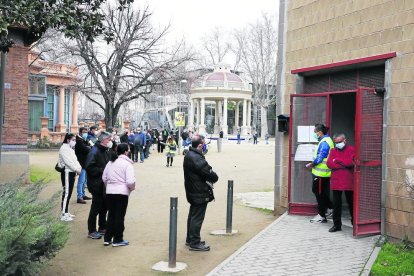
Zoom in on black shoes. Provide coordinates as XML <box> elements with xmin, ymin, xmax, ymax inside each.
<box><xmin>329</xmin><ymin>225</ymin><xmax>342</xmax><ymax>232</ymax></box>
<box><xmin>83</xmin><ymin>196</ymin><xmax>92</xmax><ymax>200</ymax></box>
<box><xmin>189</xmin><ymin>242</ymin><xmax>210</xmax><ymax>251</ymax></box>
<box><xmin>186</xmin><ymin>240</ymin><xmax>205</xmax><ymax>247</ymax></box>
<box><xmin>77</xmin><ymin>198</ymin><xmax>87</xmax><ymax>204</ymax></box>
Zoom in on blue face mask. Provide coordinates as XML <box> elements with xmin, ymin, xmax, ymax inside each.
<box><xmin>313</xmin><ymin>133</ymin><xmax>319</xmax><ymax>140</ymax></box>
<box><xmin>82</xmin><ymin>133</ymin><xmax>88</xmax><ymax>140</ymax></box>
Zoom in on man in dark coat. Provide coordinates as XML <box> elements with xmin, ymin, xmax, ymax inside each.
<box><xmin>183</xmin><ymin>134</ymin><xmax>219</xmax><ymax>251</ymax></box>
<box><xmin>85</xmin><ymin>131</ymin><xmax>112</xmax><ymax>239</ymax></box>
<box><xmin>74</xmin><ymin>127</ymin><xmax>91</xmax><ymax>204</ymax></box>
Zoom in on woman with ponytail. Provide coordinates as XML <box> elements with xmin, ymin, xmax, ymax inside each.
<box><xmin>102</xmin><ymin>143</ymin><xmax>136</xmax><ymax>247</ymax></box>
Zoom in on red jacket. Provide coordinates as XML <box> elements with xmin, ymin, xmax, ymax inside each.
<box><xmin>326</xmin><ymin>145</ymin><xmax>355</xmax><ymax>191</ymax></box>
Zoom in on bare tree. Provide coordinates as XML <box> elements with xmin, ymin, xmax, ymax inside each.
<box><xmin>198</xmin><ymin>27</ymin><xmax>231</xmax><ymax>67</ymax></box>
<box><xmin>233</xmin><ymin>13</ymin><xmax>277</xmax><ymax>138</ymax></box>
<box><xmin>67</xmin><ymin>4</ymin><xmax>193</xmax><ymax>129</ymax></box>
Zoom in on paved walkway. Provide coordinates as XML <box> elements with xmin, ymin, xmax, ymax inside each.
<box><xmin>208</xmin><ymin>213</ymin><xmax>379</xmax><ymax>276</ymax></box>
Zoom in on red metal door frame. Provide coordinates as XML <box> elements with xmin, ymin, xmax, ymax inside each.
<box><xmin>353</xmin><ymin>87</ymin><xmax>382</xmax><ymax>236</ymax></box>
<box><xmin>288</xmin><ymin>90</ymin><xmax>357</xmax><ymax>215</ymax></box>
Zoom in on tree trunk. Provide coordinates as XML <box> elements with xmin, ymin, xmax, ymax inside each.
<box><xmin>252</xmin><ymin>104</ymin><xmax>258</xmax><ymax>131</ymax></box>
<box><xmin>260</xmin><ymin>106</ymin><xmax>268</xmax><ymax>139</ymax></box>
<box><xmin>104</xmin><ymin>105</ymin><xmax>119</xmax><ymax>131</ymax></box>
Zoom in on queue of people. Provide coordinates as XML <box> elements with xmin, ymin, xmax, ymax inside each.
<box><xmin>57</xmin><ymin>124</ymin><xmax>220</xmax><ymax>250</ymax></box>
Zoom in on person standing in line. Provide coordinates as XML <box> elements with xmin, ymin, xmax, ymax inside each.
<box><xmin>102</xmin><ymin>143</ymin><xmax>136</xmax><ymax>247</ymax></box>
<box><xmin>85</xmin><ymin>132</ymin><xmax>113</xmax><ymax>239</ymax></box>
<box><xmin>306</xmin><ymin>124</ymin><xmax>334</xmax><ymax>223</ymax></box>
<box><xmin>253</xmin><ymin>131</ymin><xmax>258</xmax><ymax>144</ymax></box>
<box><xmin>326</xmin><ymin>133</ymin><xmax>355</xmax><ymax>232</ymax></box>
<box><xmin>162</xmin><ymin>136</ymin><xmax>177</xmax><ymax>167</ymax></box>
<box><xmin>237</xmin><ymin>131</ymin><xmax>241</xmax><ymax>144</ymax></box>
<box><xmin>128</xmin><ymin>130</ymin><xmax>135</xmax><ymax>161</ymax></box>
<box><xmin>87</xmin><ymin>126</ymin><xmax>98</xmax><ymax>146</ymax></box>
<box><xmin>133</xmin><ymin>128</ymin><xmax>146</xmax><ymax>163</ymax></box>
<box><xmin>58</xmin><ymin>133</ymin><xmax>82</xmax><ymax>222</ymax></box>
<box><xmin>75</xmin><ymin>127</ymin><xmax>91</xmax><ymax>204</ymax></box>
<box><xmin>120</xmin><ymin>130</ymin><xmax>129</xmax><ymax>144</ymax></box>
<box><xmin>184</xmin><ymin>134</ymin><xmax>219</xmax><ymax>251</ymax></box>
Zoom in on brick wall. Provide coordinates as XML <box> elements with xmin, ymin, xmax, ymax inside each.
<box><xmin>283</xmin><ymin>0</ymin><xmax>414</xmax><ymax>240</ymax></box>
<box><xmin>2</xmin><ymin>45</ymin><xmax>29</xmax><ymax>146</ymax></box>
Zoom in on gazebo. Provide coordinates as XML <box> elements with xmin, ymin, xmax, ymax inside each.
<box><xmin>188</xmin><ymin>65</ymin><xmax>253</xmax><ymax>136</ymax></box>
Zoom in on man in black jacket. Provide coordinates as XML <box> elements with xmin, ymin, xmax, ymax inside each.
<box><xmin>74</xmin><ymin>127</ymin><xmax>91</xmax><ymax>204</ymax></box>
<box><xmin>184</xmin><ymin>134</ymin><xmax>219</xmax><ymax>251</ymax></box>
<box><xmin>85</xmin><ymin>131</ymin><xmax>112</xmax><ymax>239</ymax></box>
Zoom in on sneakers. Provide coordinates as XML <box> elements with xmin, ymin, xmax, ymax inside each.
<box><xmin>103</xmin><ymin>241</ymin><xmax>112</xmax><ymax>246</ymax></box>
<box><xmin>189</xmin><ymin>243</ymin><xmax>210</xmax><ymax>251</ymax></box>
<box><xmin>112</xmin><ymin>240</ymin><xmax>129</xmax><ymax>247</ymax></box>
<box><xmin>88</xmin><ymin>232</ymin><xmax>102</xmax><ymax>239</ymax></box>
<box><xmin>310</xmin><ymin>214</ymin><xmax>327</xmax><ymax>223</ymax></box>
<box><xmin>98</xmin><ymin>229</ymin><xmax>106</xmax><ymax>235</ymax></box>
<box><xmin>67</xmin><ymin>213</ymin><xmax>76</xmax><ymax>218</ymax></box>
<box><xmin>166</xmin><ymin>164</ymin><xmax>169</xmax><ymax>167</ymax></box>
<box><xmin>60</xmin><ymin>213</ymin><xmax>73</xmax><ymax>222</ymax></box>
<box><xmin>325</xmin><ymin>208</ymin><xmax>333</xmax><ymax>219</ymax></box>
<box><xmin>186</xmin><ymin>240</ymin><xmax>205</xmax><ymax>247</ymax></box>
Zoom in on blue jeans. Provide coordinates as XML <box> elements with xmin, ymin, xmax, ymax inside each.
<box><xmin>77</xmin><ymin>169</ymin><xmax>87</xmax><ymax>199</ymax></box>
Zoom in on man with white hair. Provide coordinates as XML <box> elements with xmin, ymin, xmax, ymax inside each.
<box><xmin>85</xmin><ymin>131</ymin><xmax>113</xmax><ymax>239</ymax></box>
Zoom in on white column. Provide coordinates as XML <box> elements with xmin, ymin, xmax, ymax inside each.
<box><xmin>188</xmin><ymin>99</ymin><xmax>194</xmax><ymax>130</ymax></box>
<box><xmin>214</xmin><ymin>100</ymin><xmax>219</xmax><ymax>134</ymax></box>
<box><xmin>241</xmin><ymin>99</ymin><xmax>247</xmax><ymax>135</ymax></box>
<box><xmin>199</xmin><ymin>97</ymin><xmax>206</xmax><ymax>134</ymax></box>
<box><xmin>70</xmin><ymin>90</ymin><xmax>79</xmax><ymax>133</ymax></box>
<box><xmin>196</xmin><ymin>99</ymin><xmax>200</xmax><ymax>127</ymax></box>
<box><xmin>222</xmin><ymin>97</ymin><xmax>228</xmax><ymax>135</ymax></box>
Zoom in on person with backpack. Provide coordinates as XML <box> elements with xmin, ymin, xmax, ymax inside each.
<box><xmin>58</xmin><ymin>133</ymin><xmax>82</xmax><ymax>222</ymax></box>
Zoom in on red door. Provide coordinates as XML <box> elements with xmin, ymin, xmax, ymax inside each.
<box><xmin>353</xmin><ymin>87</ymin><xmax>383</xmax><ymax>236</ymax></box>
<box><xmin>288</xmin><ymin>94</ymin><xmax>329</xmax><ymax>215</ymax></box>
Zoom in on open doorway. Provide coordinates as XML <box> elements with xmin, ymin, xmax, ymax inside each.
<box><xmin>330</xmin><ymin>92</ymin><xmax>356</xmax><ymax>228</ymax></box>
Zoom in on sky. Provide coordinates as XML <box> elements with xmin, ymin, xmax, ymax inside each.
<box><xmin>147</xmin><ymin>0</ymin><xmax>279</xmax><ymax>48</ymax></box>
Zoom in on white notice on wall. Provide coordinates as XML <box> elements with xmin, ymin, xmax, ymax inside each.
<box><xmin>298</xmin><ymin>125</ymin><xmax>318</xmax><ymax>143</ymax></box>
<box><xmin>294</xmin><ymin>144</ymin><xmax>317</xmax><ymax>161</ymax></box>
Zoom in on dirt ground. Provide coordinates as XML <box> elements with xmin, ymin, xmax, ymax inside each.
<box><xmin>33</xmin><ymin>140</ymin><xmax>277</xmax><ymax>275</ymax></box>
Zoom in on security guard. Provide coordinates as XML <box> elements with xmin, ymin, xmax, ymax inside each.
<box><xmin>306</xmin><ymin>123</ymin><xmax>334</xmax><ymax>223</ymax></box>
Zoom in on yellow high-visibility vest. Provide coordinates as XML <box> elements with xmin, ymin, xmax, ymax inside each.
<box><xmin>312</xmin><ymin>136</ymin><xmax>334</xmax><ymax>177</ymax></box>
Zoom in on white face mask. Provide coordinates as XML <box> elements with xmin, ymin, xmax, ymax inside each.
<box><xmin>335</xmin><ymin>142</ymin><xmax>345</xmax><ymax>149</ymax></box>
<box><xmin>69</xmin><ymin>140</ymin><xmax>76</xmax><ymax>148</ymax></box>
<box><xmin>106</xmin><ymin>141</ymin><xmax>113</xmax><ymax>149</ymax></box>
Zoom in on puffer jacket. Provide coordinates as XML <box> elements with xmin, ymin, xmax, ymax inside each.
<box><xmin>103</xmin><ymin>155</ymin><xmax>136</xmax><ymax>196</ymax></box>
<box><xmin>183</xmin><ymin>147</ymin><xmax>219</xmax><ymax>205</ymax></box>
<box><xmin>85</xmin><ymin>142</ymin><xmax>111</xmax><ymax>195</ymax></box>
<box><xmin>58</xmin><ymin>143</ymin><xmax>82</xmax><ymax>173</ymax></box>
<box><xmin>326</xmin><ymin>145</ymin><xmax>355</xmax><ymax>191</ymax></box>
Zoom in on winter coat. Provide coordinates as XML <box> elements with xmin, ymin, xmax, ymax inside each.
<box><xmin>75</xmin><ymin>135</ymin><xmax>91</xmax><ymax>169</ymax></box>
<box><xmin>85</xmin><ymin>142</ymin><xmax>111</xmax><ymax>195</ymax></box>
<box><xmin>326</xmin><ymin>145</ymin><xmax>355</xmax><ymax>191</ymax></box>
<box><xmin>165</xmin><ymin>140</ymin><xmax>177</xmax><ymax>156</ymax></box>
<box><xmin>183</xmin><ymin>147</ymin><xmax>219</xmax><ymax>205</ymax></box>
<box><xmin>120</xmin><ymin>133</ymin><xmax>129</xmax><ymax>144</ymax></box>
<box><xmin>58</xmin><ymin>143</ymin><xmax>82</xmax><ymax>174</ymax></box>
<box><xmin>102</xmin><ymin>155</ymin><xmax>136</xmax><ymax>196</ymax></box>
<box><xmin>134</xmin><ymin>132</ymin><xmax>146</xmax><ymax>147</ymax></box>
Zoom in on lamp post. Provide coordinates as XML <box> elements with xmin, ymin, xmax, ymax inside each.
<box><xmin>0</xmin><ymin>52</ymin><xmax>6</xmax><ymax>163</ymax></box>
<box><xmin>177</xmin><ymin>79</ymin><xmax>187</xmax><ymax>155</ymax></box>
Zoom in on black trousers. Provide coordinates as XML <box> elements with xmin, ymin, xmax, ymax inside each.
<box><xmin>88</xmin><ymin>192</ymin><xmax>108</xmax><ymax>233</ymax></box>
<box><xmin>104</xmin><ymin>194</ymin><xmax>129</xmax><ymax>243</ymax></box>
<box><xmin>129</xmin><ymin>144</ymin><xmax>135</xmax><ymax>160</ymax></box>
<box><xmin>157</xmin><ymin>142</ymin><xmax>164</xmax><ymax>153</ymax></box>
<box><xmin>333</xmin><ymin>190</ymin><xmax>353</xmax><ymax>227</ymax></box>
<box><xmin>186</xmin><ymin>203</ymin><xmax>208</xmax><ymax>246</ymax></box>
<box><xmin>312</xmin><ymin>176</ymin><xmax>333</xmax><ymax>217</ymax></box>
<box><xmin>61</xmin><ymin>171</ymin><xmax>76</xmax><ymax>214</ymax></box>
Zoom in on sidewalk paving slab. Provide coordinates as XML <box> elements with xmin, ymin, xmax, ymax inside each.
<box><xmin>208</xmin><ymin>213</ymin><xmax>379</xmax><ymax>276</ymax></box>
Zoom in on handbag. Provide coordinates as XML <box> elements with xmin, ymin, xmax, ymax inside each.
<box><xmin>55</xmin><ymin>163</ymin><xmax>65</xmax><ymax>173</ymax></box>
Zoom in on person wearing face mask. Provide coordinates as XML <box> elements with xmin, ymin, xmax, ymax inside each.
<box><xmin>183</xmin><ymin>134</ymin><xmax>219</xmax><ymax>251</ymax></box>
<box><xmin>306</xmin><ymin>123</ymin><xmax>334</xmax><ymax>223</ymax></box>
<box><xmin>326</xmin><ymin>133</ymin><xmax>355</xmax><ymax>232</ymax></box>
<box><xmin>75</xmin><ymin>127</ymin><xmax>92</xmax><ymax>204</ymax></box>
<box><xmin>58</xmin><ymin>133</ymin><xmax>82</xmax><ymax>222</ymax></box>
<box><xmin>85</xmin><ymin>131</ymin><xmax>113</xmax><ymax>239</ymax></box>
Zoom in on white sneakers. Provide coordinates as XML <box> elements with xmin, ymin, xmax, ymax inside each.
<box><xmin>310</xmin><ymin>214</ymin><xmax>327</xmax><ymax>223</ymax></box>
<box><xmin>325</xmin><ymin>208</ymin><xmax>333</xmax><ymax>219</ymax></box>
<box><xmin>61</xmin><ymin>213</ymin><xmax>74</xmax><ymax>222</ymax></box>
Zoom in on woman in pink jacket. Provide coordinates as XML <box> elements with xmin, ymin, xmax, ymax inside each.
<box><xmin>102</xmin><ymin>143</ymin><xmax>136</xmax><ymax>247</ymax></box>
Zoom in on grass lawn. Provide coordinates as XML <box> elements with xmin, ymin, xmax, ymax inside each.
<box><xmin>30</xmin><ymin>165</ymin><xmax>60</xmax><ymax>183</ymax></box>
<box><xmin>371</xmin><ymin>241</ymin><xmax>414</xmax><ymax>276</ymax></box>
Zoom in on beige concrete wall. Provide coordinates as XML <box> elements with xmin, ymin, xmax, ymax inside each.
<box><xmin>284</xmin><ymin>0</ymin><xmax>414</xmax><ymax>240</ymax></box>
